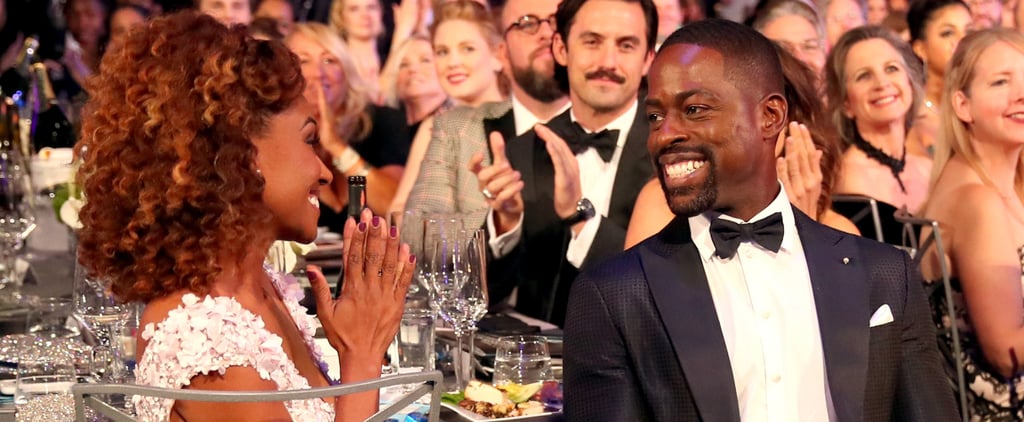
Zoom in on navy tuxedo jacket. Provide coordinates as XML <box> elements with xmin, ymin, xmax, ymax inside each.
<box><xmin>563</xmin><ymin>210</ymin><xmax>958</xmax><ymax>421</ymax></box>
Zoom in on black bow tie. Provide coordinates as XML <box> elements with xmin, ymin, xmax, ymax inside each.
<box><xmin>709</xmin><ymin>212</ymin><xmax>785</xmax><ymax>259</ymax></box>
<box><xmin>567</xmin><ymin>122</ymin><xmax>619</xmax><ymax>162</ymax></box>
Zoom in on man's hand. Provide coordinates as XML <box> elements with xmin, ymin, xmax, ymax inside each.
<box><xmin>469</xmin><ymin>132</ymin><xmax>524</xmax><ymax>235</ymax></box>
<box><xmin>536</xmin><ymin>124</ymin><xmax>583</xmax><ymax>223</ymax></box>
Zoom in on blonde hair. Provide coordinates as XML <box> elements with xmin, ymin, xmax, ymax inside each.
<box><xmin>931</xmin><ymin>28</ymin><xmax>1024</xmax><ymax>198</ymax></box>
<box><xmin>288</xmin><ymin>22</ymin><xmax>373</xmax><ymax>142</ymax></box>
<box><xmin>429</xmin><ymin>0</ymin><xmax>509</xmax><ymax>98</ymax></box>
<box><xmin>329</xmin><ymin>0</ymin><xmax>382</xmax><ymax>40</ymax></box>
<box><xmin>380</xmin><ymin>34</ymin><xmax>433</xmax><ymax>109</ymax></box>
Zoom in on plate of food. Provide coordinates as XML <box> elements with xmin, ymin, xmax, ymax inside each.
<box><xmin>440</xmin><ymin>380</ymin><xmax>562</xmax><ymax>421</ymax></box>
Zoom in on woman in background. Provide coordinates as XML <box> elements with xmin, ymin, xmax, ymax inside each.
<box><xmin>78</xmin><ymin>11</ymin><xmax>414</xmax><ymax>421</ymax></box>
<box><xmin>389</xmin><ymin>0</ymin><xmax>505</xmax><ymax>215</ymax></box>
<box><xmin>379</xmin><ymin>34</ymin><xmax>453</xmax><ymax>137</ymax></box>
<box><xmin>919</xmin><ymin>28</ymin><xmax>1024</xmax><ymax>419</ymax></box>
<box><xmin>906</xmin><ymin>0</ymin><xmax>973</xmax><ymax>157</ymax></box>
<box><xmin>286</xmin><ymin>23</ymin><xmax>411</xmax><ymax>233</ymax></box>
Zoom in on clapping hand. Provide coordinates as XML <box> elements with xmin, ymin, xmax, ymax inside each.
<box><xmin>469</xmin><ymin>132</ymin><xmax>524</xmax><ymax>235</ymax></box>
<box><xmin>308</xmin><ymin>208</ymin><xmax>414</xmax><ymax>377</ymax></box>
<box><xmin>535</xmin><ymin>124</ymin><xmax>584</xmax><ymax>226</ymax></box>
<box><xmin>776</xmin><ymin>122</ymin><xmax>823</xmax><ymax>218</ymax></box>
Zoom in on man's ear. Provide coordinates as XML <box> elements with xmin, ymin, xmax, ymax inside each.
<box><xmin>553</xmin><ymin>33</ymin><xmax>569</xmax><ymax>66</ymax></box>
<box><xmin>761</xmin><ymin>93</ymin><xmax>788</xmax><ymax>142</ymax></box>
<box><xmin>497</xmin><ymin>41</ymin><xmax>511</xmax><ymax>78</ymax></box>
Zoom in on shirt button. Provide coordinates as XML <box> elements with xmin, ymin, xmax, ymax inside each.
<box><xmin>771</xmin><ymin>374</ymin><xmax>782</xmax><ymax>383</ymax></box>
<box><xmin>761</xmin><ymin>311</ymin><xmax>771</xmax><ymax>320</ymax></box>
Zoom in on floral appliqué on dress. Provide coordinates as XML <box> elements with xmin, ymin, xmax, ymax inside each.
<box><xmin>133</xmin><ymin>266</ymin><xmax>336</xmax><ymax>421</ymax></box>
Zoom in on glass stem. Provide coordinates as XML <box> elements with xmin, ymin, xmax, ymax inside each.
<box><xmin>454</xmin><ymin>332</ymin><xmax>466</xmax><ymax>392</ymax></box>
<box><xmin>0</xmin><ymin>239</ymin><xmax>16</xmax><ymax>287</ymax></box>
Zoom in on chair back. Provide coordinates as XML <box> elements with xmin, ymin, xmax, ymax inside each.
<box><xmin>71</xmin><ymin>370</ymin><xmax>445</xmax><ymax>422</ymax></box>
<box><xmin>893</xmin><ymin>210</ymin><xmax>968</xmax><ymax>422</ymax></box>
<box><xmin>831</xmin><ymin>194</ymin><xmax>886</xmax><ymax>243</ymax></box>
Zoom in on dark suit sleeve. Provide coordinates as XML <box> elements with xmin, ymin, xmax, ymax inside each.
<box><xmin>564</xmin><ymin>275</ymin><xmax>647</xmax><ymax>421</ymax></box>
<box><xmin>893</xmin><ymin>251</ymin><xmax>960</xmax><ymax>420</ymax></box>
<box><xmin>580</xmin><ymin>218</ymin><xmax>628</xmax><ymax>271</ymax></box>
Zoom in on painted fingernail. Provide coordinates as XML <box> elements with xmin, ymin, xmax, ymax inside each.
<box><xmin>372</xmin><ymin>216</ymin><xmax>381</xmax><ymax>227</ymax></box>
<box><xmin>409</xmin><ymin>254</ymin><xmax>417</xmax><ymax>263</ymax></box>
<box><xmin>358</xmin><ymin>222</ymin><xmax>367</xmax><ymax>232</ymax></box>
<box><xmin>390</xmin><ymin>226</ymin><xmax>397</xmax><ymax>238</ymax></box>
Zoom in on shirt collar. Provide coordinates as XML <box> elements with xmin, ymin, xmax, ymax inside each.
<box><xmin>688</xmin><ymin>182</ymin><xmax>799</xmax><ymax>261</ymax></box>
<box><xmin>568</xmin><ymin>101</ymin><xmax>638</xmax><ymax>148</ymax></box>
<box><xmin>511</xmin><ymin>93</ymin><xmax>570</xmax><ymax>136</ymax></box>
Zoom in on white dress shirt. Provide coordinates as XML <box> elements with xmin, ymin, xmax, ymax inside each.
<box><xmin>487</xmin><ymin>102</ymin><xmax>637</xmax><ymax>269</ymax></box>
<box><xmin>511</xmin><ymin>93</ymin><xmax>571</xmax><ymax>137</ymax></box>
<box><xmin>688</xmin><ymin>185</ymin><xmax>836</xmax><ymax>422</ymax></box>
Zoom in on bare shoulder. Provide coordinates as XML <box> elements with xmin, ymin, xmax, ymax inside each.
<box><xmin>174</xmin><ymin>366</ymin><xmax>294</xmax><ymax>422</ymax></box>
<box><xmin>139</xmin><ymin>291</ymin><xmax>191</xmax><ymax>329</ymax></box>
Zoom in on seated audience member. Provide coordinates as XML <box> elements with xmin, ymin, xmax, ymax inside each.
<box><xmin>195</xmin><ymin>0</ymin><xmax>252</xmax><ymax>26</ymax></box>
<box><xmin>380</xmin><ymin>34</ymin><xmax>454</xmax><ymax>136</ymax></box>
<box><xmin>825</xmin><ymin>26</ymin><xmax>930</xmax><ymax>239</ymax></box>
<box><xmin>64</xmin><ymin>0</ymin><xmax>108</xmax><ymax>91</ymax></box>
<box><xmin>564</xmin><ymin>19</ymin><xmax>957</xmax><ymax>421</ymax></box>
<box><xmin>398</xmin><ymin>0</ymin><xmax>569</xmax><ymax>228</ymax></box>
<box><xmin>920</xmin><ymin>28</ymin><xmax>1024</xmax><ymax>419</ymax></box>
<box><xmin>388</xmin><ymin>0</ymin><xmax>507</xmax><ymax>215</ymax></box>
<box><xmin>472</xmin><ymin>0</ymin><xmax>655</xmax><ymax>325</ymax></box>
<box><xmin>653</xmin><ymin>0</ymin><xmax>705</xmax><ymax>47</ymax></box>
<box><xmin>79</xmin><ymin>11</ymin><xmax>414</xmax><ymax>421</ymax></box>
<box><xmin>249</xmin><ymin>16</ymin><xmax>285</xmax><ymax>40</ymax></box>
<box><xmin>966</xmin><ymin>0</ymin><xmax>1003</xmax><ymax>28</ymax></box>
<box><xmin>286</xmin><ymin>23</ymin><xmax>410</xmax><ymax>233</ymax></box>
<box><xmin>107</xmin><ymin>4</ymin><xmax>149</xmax><ymax>47</ymax></box>
<box><xmin>821</xmin><ymin>0</ymin><xmax>867</xmax><ymax>48</ymax></box>
<box><xmin>255</xmin><ymin>0</ymin><xmax>295</xmax><ymax>36</ymax></box>
<box><xmin>752</xmin><ymin>0</ymin><xmax>828</xmax><ymax>78</ymax></box>
<box><xmin>906</xmin><ymin>0</ymin><xmax>973</xmax><ymax>158</ymax></box>
<box><xmin>867</xmin><ymin>0</ymin><xmax>890</xmax><ymax>23</ymax></box>
<box><xmin>625</xmin><ymin>42</ymin><xmax>857</xmax><ymax>249</ymax></box>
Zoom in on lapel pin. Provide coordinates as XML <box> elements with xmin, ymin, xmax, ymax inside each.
<box><xmin>842</xmin><ymin>257</ymin><xmax>850</xmax><ymax>265</ymax></box>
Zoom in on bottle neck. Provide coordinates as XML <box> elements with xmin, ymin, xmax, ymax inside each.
<box><xmin>15</xmin><ymin>37</ymin><xmax>40</xmax><ymax>74</ymax></box>
<box><xmin>30</xmin><ymin>63</ymin><xmax>58</xmax><ymax>106</ymax></box>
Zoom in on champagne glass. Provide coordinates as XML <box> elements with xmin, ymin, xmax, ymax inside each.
<box><xmin>0</xmin><ymin>149</ymin><xmax>35</xmax><ymax>305</ymax></box>
<box><xmin>432</xmin><ymin>229</ymin><xmax>488</xmax><ymax>391</ymax></box>
<box><xmin>72</xmin><ymin>258</ymin><xmax>129</xmax><ymax>382</ymax></box>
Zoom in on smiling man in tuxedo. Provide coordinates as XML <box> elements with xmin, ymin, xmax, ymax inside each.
<box><xmin>562</xmin><ymin>19</ymin><xmax>957</xmax><ymax>421</ymax></box>
<box><xmin>471</xmin><ymin>0</ymin><xmax>656</xmax><ymax>326</ymax></box>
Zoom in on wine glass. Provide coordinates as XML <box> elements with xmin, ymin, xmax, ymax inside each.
<box><xmin>431</xmin><ymin>229</ymin><xmax>488</xmax><ymax>392</ymax></box>
<box><xmin>72</xmin><ymin>258</ymin><xmax>130</xmax><ymax>382</ymax></box>
<box><xmin>0</xmin><ymin>149</ymin><xmax>35</xmax><ymax>306</ymax></box>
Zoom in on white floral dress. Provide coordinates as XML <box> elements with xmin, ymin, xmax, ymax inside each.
<box><xmin>133</xmin><ymin>267</ymin><xmax>337</xmax><ymax>421</ymax></box>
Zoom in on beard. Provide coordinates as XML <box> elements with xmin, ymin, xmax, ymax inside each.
<box><xmin>511</xmin><ymin>62</ymin><xmax>564</xmax><ymax>103</ymax></box>
<box><xmin>657</xmin><ymin>148</ymin><xmax>718</xmax><ymax>218</ymax></box>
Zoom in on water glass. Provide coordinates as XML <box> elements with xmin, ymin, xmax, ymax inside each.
<box><xmin>15</xmin><ymin>336</ymin><xmax>77</xmax><ymax>421</ymax></box>
<box><xmin>493</xmin><ymin>335</ymin><xmax>552</xmax><ymax>386</ymax></box>
<box><xmin>396</xmin><ymin>307</ymin><xmax>435</xmax><ymax>373</ymax></box>
<box><xmin>25</xmin><ymin>297</ymin><xmax>78</xmax><ymax>339</ymax></box>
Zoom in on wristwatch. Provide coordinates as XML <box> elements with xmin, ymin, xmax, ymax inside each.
<box><xmin>562</xmin><ymin>198</ymin><xmax>596</xmax><ymax>226</ymax></box>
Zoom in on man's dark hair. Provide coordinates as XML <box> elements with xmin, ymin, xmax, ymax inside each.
<box><xmin>660</xmin><ymin>19</ymin><xmax>785</xmax><ymax>98</ymax></box>
<box><xmin>554</xmin><ymin>0</ymin><xmax>658</xmax><ymax>53</ymax></box>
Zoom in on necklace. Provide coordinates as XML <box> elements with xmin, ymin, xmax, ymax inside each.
<box><xmin>851</xmin><ymin>133</ymin><xmax>907</xmax><ymax>193</ymax></box>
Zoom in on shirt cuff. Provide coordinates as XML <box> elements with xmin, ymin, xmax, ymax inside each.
<box><xmin>566</xmin><ymin>215</ymin><xmax>602</xmax><ymax>268</ymax></box>
<box><xmin>487</xmin><ymin>209</ymin><xmax>523</xmax><ymax>258</ymax></box>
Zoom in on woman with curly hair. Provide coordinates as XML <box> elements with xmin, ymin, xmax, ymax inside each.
<box><xmin>77</xmin><ymin>11</ymin><xmax>414</xmax><ymax>421</ymax></box>
<box><xmin>285</xmin><ymin>22</ymin><xmax>411</xmax><ymax>234</ymax></box>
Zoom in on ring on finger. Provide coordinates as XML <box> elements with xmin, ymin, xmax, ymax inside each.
<box><xmin>481</xmin><ymin>188</ymin><xmax>495</xmax><ymax>200</ymax></box>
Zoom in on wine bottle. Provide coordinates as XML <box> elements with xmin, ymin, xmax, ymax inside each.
<box><xmin>30</xmin><ymin>63</ymin><xmax>75</xmax><ymax>151</ymax></box>
<box><xmin>0</xmin><ymin>37</ymin><xmax>40</xmax><ymax>107</ymax></box>
<box><xmin>347</xmin><ymin>175</ymin><xmax>367</xmax><ymax>219</ymax></box>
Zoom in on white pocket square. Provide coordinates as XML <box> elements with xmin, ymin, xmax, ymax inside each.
<box><xmin>869</xmin><ymin>304</ymin><xmax>894</xmax><ymax>327</ymax></box>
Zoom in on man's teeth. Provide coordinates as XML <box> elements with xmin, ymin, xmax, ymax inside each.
<box><xmin>308</xmin><ymin>195</ymin><xmax>320</xmax><ymax>207</ymax></box>
<box><xmin>665</xmin><ymin>160</ymin><xmax>706</xmax><ymax>178</ymax></box>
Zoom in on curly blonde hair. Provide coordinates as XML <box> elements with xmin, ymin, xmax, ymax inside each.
<box><xmin>77</xmin><ymin>11</ymin><xmax>305</xmax><ymax>303</ymax></box>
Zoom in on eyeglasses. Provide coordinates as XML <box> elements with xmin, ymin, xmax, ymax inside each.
<box><xmin>504</xmin><ymin>14</ymin><xmax>556</xmax><ymax>36</ymax></box>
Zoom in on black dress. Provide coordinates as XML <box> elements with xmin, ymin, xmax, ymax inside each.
<box><xmin>318</xmin><ymin>105</ymin><xmax>410</xmax><ymax>234</ymax></box>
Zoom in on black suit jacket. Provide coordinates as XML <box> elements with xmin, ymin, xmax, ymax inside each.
<box><xmin>563</xmin><ymin>210</ymin><xmax>958</xmax><ymax>421</ymax></box>
<box><xmin>488</xmin><ymin>105</ymin><xmax>653</xmax><ymax>326</ymax></box>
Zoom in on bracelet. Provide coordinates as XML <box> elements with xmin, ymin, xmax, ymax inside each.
<box><xmin>331</xmin><ymin>147</ymin><xmax>363</xmax><ymax>173</ymax></box>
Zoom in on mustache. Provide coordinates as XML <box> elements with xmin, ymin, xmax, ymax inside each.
<box><xmin>529</xmin><ymin>45</ymin><xmax>552</xmax><ymax>61</ymax></box>
<box><xmin>585</xmin><ymin>68</ymin><xmax>625</xmax><ymax>84</ymax></box>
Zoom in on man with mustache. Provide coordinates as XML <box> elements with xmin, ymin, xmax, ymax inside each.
<box><xmin>403</xmin><ymin>0</ymin><xmax>569</xmax><ymax>231</ymax></box>
<box><xmin>562</xmin><ymin>19</ymin><xmax>957</xmax><ymax>421</ymax></box>
<box><xmin>471</xmin><ymin>0</ymin><xmax>656</xmax><ymax>326</ymax></box>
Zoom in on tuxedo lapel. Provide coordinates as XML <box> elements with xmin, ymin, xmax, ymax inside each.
<box><xmin>795</xmin><ymin>210</ymin><xmax>869</xmax><ymax>421</ymax></box>
<box><xmin>483</xmin><ymin>109</ymin><xmax>516</xmax><ymax>150</ymax></box>
<box><xmin>609</xmin><ymin>103</ymin><xmax>654</xmax><ymax>222</ymax></box>
<box><xmin>638</xmin><ymin>217</ymin><xmax>741</xmax><ymax>422</ymax></box>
